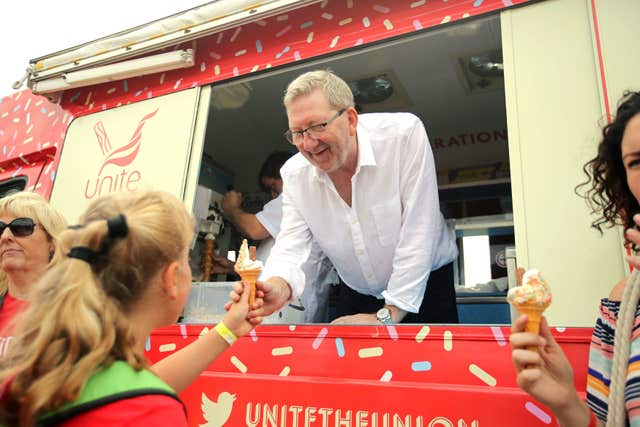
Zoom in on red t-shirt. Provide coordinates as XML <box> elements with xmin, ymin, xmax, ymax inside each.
<box><xmin>0</xmin><ymin>293</ymin><xmax>28</xmax><ymax>357</ymax></box>
<box><xmin>62</xmin><ymin>394</ymin><xmax>188</xmax><ymax>426</ymax></box>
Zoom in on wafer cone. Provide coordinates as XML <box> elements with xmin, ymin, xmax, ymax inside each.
<box><xmin>238</xmin><ymin>268</ymin><xmax>261</xmax><ymax>308</ymax></box>
<box><xmin>515</xmin><ymin>304</ymin><xmax>545</xmax><ymax>351</ymax></box>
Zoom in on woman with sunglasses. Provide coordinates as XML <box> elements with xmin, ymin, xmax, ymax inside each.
<box><xmin>0</xmin><ymin>192</ymin><xmax>67</xmax><ymax>357</ymax></box>
<box><xmin>0</xmin><ymin>190</ymin><xmax>256</xmax><ymax>426</ymax></box>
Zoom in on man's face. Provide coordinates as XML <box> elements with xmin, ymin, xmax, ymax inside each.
<box><xmin>261</xmin><ymin>177</ymin><xmax>283</xmax><ymax>199</ymax></box>
<box><xmin>286</xmin><ymin>89</ymin><xmax>354</xmax><ymax>173</ymax></box>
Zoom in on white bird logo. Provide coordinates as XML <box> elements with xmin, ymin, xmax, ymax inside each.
<box><xmin>200</xmin><ymin>391</ymin><xmax>237</xmax><ymax>427</ymax></box>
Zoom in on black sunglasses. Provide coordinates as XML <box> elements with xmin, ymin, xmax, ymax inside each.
<box><xmin>0</xmin><ymin>217</ymin><xmax>38</xmax><ymax>237</ymax></box>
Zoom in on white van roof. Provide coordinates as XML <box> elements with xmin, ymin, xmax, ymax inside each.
<box><xmin>25</xmin><ymin>0</ymin><xmax>317</xmax><ymax>87</ymax></box>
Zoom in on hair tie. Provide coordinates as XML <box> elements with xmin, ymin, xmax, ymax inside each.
<box><xmin>107</xmin><ymin>214</ymin><xmax>128</xmax><ymax>239</ymax></box>
<box><xmin>67</xmin><ymin>246</ymin><xmax>96</xmax><ymax>264</ymax></box>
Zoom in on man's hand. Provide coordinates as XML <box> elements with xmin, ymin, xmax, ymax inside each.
<box><xmin>222</xmin><ymin>190</ymin><xmax>243</xmax><ymax>214</ymax></box>
<box><xmin>331</xmin><ymin>313</ymin><xmax>378</xmax><ymax>324</ymax></box>
<box><xmin>224</xmin><ymin>276</ymin><xmax>291</xmax><ymax>324</ymax></box>
<box><xmin>331</xmin><ymin>304</ymin><xmax>407</xmax><ymax>324</ymax></box>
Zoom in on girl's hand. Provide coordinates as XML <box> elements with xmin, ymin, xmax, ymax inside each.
<box><xmin>510</xmin><ymin>315</ymin><xmax>579</xmax><ymax>412</ymax></box>
<box><xmin>222</xmin><ymin>281</ymin><xmax>261</xmax><ymax>338</ymax></box>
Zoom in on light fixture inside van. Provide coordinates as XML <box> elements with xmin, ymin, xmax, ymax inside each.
<box><xmin>468</xmin><ymin>50</ymin><xmax>503</xmax><ymax>78</ymax></box>
<box><xmin>347</xmin><ymin>74</ymin><xmax>394</xmax><ymax>104</ymax></box>
<box><xmin>211</xmin><ymin>83</ymin><xmax>252</xmax><ymax>110</ymax></box>
<box><xmin>456</xmin><ymin>49</ymin><xmax>504</xmax><ymax>94</ymax></box>
<box><xmin>32</xmin><ymin>49</ymin><xmax>195</xmax><ymax>95</ymax></box>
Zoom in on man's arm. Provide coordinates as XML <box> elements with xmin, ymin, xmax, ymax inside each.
<box><xmin>222</xmin><ymin>190</ymin><xmax>270</xmax><ymax>240</ymax></box>
<box><xmin>330</xmin><ymin>304</ymin><xmax>407</xmax><ymax>325</ymax></box>
<box><xmin>382</xmin><ymin>115</ymin><xmax>453</xmax><ymax>314</ymax></box>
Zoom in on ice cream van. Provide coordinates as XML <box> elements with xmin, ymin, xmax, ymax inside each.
<box><xmin>1</xmin><ymin>0</ymin><xmax>638</xmax><ymax>424</ymax></box>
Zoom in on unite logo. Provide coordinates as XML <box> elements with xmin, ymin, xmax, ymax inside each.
<box><xmin>83</xmin><ymin>109</ymin><xmax>159</xmax><ymax>200</ymax></box>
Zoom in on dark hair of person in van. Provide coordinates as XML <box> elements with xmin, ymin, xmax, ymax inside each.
<box><xmin>258</xmin><ymin>151</ymin><xmax>295</xmax><ymax>192</ymax></box>
<box><xmin>578</xmin><ymin>90</ymin><xmax>640</xmax><ymax>232</ymax></box>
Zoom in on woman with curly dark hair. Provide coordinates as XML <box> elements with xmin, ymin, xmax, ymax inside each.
<box><xmin>510</xmin><ymin>91</ymin><xmax>640</xmax><ymax>427</ymax></box>
<box><xmin>582</xmin><ymin>91</ymin><xmax>640</xmax><ymax>233</ymax></box>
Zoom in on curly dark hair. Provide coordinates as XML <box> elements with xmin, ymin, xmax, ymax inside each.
<box><xmin>577</xmin><ymin>91</ymin><xmax>640</xmax><ymax>232</ymax></box>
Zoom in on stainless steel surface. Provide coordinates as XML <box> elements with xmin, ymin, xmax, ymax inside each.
<box><xmin>456</xmin><ymin>296</ymin><xmax>507</xmax><ymax>304</ymax></box>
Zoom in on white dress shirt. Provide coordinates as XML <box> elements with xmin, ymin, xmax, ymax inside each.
<box><xmin>263</xmin><ymin>112</ymin><xmax>457</xmax><ymax>313</ymax></box>
<box><xmin>256</xmin><ymin>194</ymin><xmax>337</xmax><ymax>323</ymax></box>
<box><xmin>255</xmin><ymin>195</ymin><xmax>282</xmax><ymax>263</ymax></box>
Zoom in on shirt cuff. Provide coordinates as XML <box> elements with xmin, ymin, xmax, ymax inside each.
<box><xmin>381</xmin><ymin>290</ymin><xmax>421</xmax><ymax>314</ymax></box>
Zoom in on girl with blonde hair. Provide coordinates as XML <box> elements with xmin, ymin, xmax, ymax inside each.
<box><xmin>0</xmin><ymin>190</ymin><xmax>255</xmax><ymax>426</ymax></box>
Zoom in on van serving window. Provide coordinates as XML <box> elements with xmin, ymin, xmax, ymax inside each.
<box><xmin>185</xmin><ymin>13</ymin><xmax>514</xmax><ymax>325</ymax></box>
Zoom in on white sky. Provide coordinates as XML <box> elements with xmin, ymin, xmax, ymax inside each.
<box><xmin>1</xmin><ymin>0</ymin><xmax>207</xmax><ymax>96</ymax></box>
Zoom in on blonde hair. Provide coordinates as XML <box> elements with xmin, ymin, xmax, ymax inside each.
<box><xmin>283</xmin><ymin>69</ymin><xmax>354</xmax><ymax>111</ymax></box>
<box><xmin>0</xmin><ymin>190</ymin><xmax>194</xmax><ymax>426</ymax></box>
<box><xmin>0</xmin><ymin>192</ymin><xmax>67</xmax><ymax>294</ymax></box>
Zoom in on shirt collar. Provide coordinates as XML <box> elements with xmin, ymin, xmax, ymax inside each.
<box><xmin>356</xmin><ymin>120</ymin><xmax>377</xmax><ymax>169</ymax></box>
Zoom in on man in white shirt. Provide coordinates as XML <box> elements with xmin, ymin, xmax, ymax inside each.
<box><xmin>220</xmin><ymin>151</ymin><xmax>336</xmax><ymax>323</ymax></box>
<box><xmin>236</xmin><ymin>70</ymin><xmax>458</xmax><ymax>325</ymax></box>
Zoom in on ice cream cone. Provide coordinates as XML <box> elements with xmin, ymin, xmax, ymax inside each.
<box><xmin>516</xmin><ymin>304</ymin><xmax>544</xmax><ymax>333</ymax></box>
<box><xmin>238</xmin><ymin>268</ymin><xmax>261</xmax><ymax>308</ymax></box>
<box><xmin>235</xmin><ymin>239</ymin><xmax>263</xmax><ymax>309</ymax></box>
<box><xmin>515</xmin><ymin>304</ymin><xmax>545</xmax><ymax>351</ymax></box>
<box><xmin>507</xmin><ymin>268</ymin><xmax>552</xmax><ymax>352</ymax></box>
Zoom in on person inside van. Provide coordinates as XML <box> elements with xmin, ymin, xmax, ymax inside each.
<box><xmin>219</xmin><ymin>150</ymin><xmax>336</xmax><ymax>323</ymax></box>
<box><xmin>219</xmin><ymin>150</ymin><xmax>294</xmax><ymax>264</ymax></box>
<box><xmin>229</xmin><ymin>69</ymin><xmax>458</xmax><ymax>325</ymax></box>
<box><xmin>510</xmin><ymin>91</ymin><xmax>640</xmax><ymax>426</ymax></box>
<box><xmin>0</xmin><ymin>190</ymin><xmax>257</xmax><ymax>426</ymax></box>
<box><xmin>0</xmin><ymin>192</ymin><xmax>67</xmax><ymax>358</ymax></box>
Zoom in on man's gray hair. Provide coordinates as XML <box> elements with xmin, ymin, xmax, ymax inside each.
<box><xmin>283</xmin><ymin>70</ymin><xmax>355</xmax><ymax>110</ymax></box>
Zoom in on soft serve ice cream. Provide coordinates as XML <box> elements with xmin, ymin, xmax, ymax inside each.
<box><xmin>507</xmin><ymin>268</ymin><xmax>552</xmax><ymax>335</ymax></box>
<box><xmin>234</xmin><ymin>239</ymin><xmax>263</xmax><ymax>307</ymax></box>
<box><xmin>235</xmin><ymin>239</ymin><xmax>264</xmax><ymax>271</ymax></box>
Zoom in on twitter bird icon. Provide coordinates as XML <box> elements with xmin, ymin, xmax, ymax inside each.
<box><xmin>200</xmin><ymin>391</ymin><xmax>237</xmax><ymax>427</ymax></box>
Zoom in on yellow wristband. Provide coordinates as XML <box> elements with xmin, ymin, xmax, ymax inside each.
<box><xmin>214</xmin><ymin>321</ymin><xmax>237</xmax><ymax>345</ymax></box>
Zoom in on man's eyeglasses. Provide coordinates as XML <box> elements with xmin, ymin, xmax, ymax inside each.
<box><xmin>0</xmin><ymin>217</ymin><xmax>38</xmax><ymax>237</ymax></box>
<box><xmin>284</xmin><ymin>109</ymin><xmax>345</xmax><ymax>145</ymax></box>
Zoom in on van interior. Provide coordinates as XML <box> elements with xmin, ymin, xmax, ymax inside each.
<box><xmin>186</xmin><ymin>13</ymin><xmax>514</xmax><ymax>324</ymax></box>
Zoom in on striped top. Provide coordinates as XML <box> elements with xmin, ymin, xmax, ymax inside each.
<box><xmin>587</xmin><ymin>298</ymin><xmax>640</xmax><ymax>426</ymax></box>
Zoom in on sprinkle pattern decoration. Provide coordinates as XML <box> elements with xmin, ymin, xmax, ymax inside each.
<box><xmin>0</xmin><ymin>0</ymin><xmax>531</xmax><ymax>200</ymax></box>
<box><xmin>146</xmin><ymin>324</ymin><xmax>590</xmax><ymax>426</ymax></box>
<box><xmin>0</xmin><ymin>90</ymin><xmax>70</xmax><ymax>197</ymax></box>
<box><xmin>56</xmin><ymin>0</ymin><xmax>533</xmax><ymax>118</ymax></box>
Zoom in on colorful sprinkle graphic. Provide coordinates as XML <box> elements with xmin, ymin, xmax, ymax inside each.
<box><xmin>335</xmin><ymin>337</ymin><xmax>346</xmax><ymax>357</ymax></box>
<box><xmin>313</xmin><ymin>327</ymin><xmax>329</xmax><ymax>349</ymax></box>
<box><xmin>525</xmin><ymin>401</ymin><xmax>552</xmax><ymax>424</ymax></box>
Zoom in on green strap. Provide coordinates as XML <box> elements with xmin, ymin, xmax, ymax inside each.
<box><xmin>38</xmin><ymin>361</ymin><xmax>183</xmax><ymax>426</ymax></box>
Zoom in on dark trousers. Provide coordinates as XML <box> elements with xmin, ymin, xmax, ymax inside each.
<box><xmin>333</xmin><ymin>262</ymin><xmax>458</xmax><ymax>323</ymax></box>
